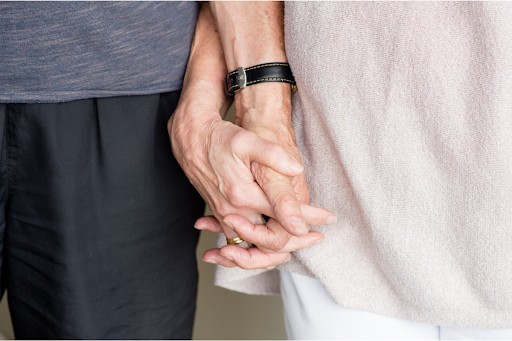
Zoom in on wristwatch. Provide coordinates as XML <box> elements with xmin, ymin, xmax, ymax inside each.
<box><xmin>225</xmin><ymin>62</ymin><xmax>297</xmax><ymax>97</ymax></box>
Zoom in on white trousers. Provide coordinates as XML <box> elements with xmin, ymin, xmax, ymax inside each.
<box><xmin>280</xmin><ymin>271</ymin><xmax>512</xmax><ymax>340</ymax></box>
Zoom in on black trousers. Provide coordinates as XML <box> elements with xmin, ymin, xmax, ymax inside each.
<box><xmin>0</xmin><ymin>92</ymin><xmax>204</xmax><ymax>339</ymax></box>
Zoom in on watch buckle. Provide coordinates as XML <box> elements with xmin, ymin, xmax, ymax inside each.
<box><xmin>237</xmin><ymin>67</ymin><xmax>247</xmax><ymax>90</ymax></box>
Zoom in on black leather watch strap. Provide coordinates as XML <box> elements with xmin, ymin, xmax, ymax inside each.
<box><xmin>225</xmin><ymin>63</ymin><xmax>296</xmax><ymax>97</ymax></box>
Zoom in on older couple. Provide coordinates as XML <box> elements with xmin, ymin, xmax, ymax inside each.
<box><xmin>3</xmin><ymin>1</ymin><xmax>512</xmax><ymax>339</ymax></box>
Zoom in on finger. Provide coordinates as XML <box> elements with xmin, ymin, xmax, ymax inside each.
<box><xmin>300</xmin><ymin>203</ymin><xmax>337</xmax><ymax>226</ymax></box>
<box><xmin>219</xmin><ymin>245</ymin><xmax>292</xmax><ymax>270</ymax></box>
<box><xmin>220</xmin><ymin>218</ymin><xmax>252</xmax><ymax>249</ymax></box>
<box><xmin>224</xmin><ymin>214</ymin><xmax>292</xmax><ymax>252</ymax></box>
<box><xmin>195</xmin><ymin>215</ymin><xmax>252</xmax><ymax>249</ymax></box>
<box><xmin>252</xmin><ymin>164</ymin><xmax>308</xmax><ymax>236</ymax></box>
<box><xmin>291</xmin><ymin>172</ymin><xmax>311</xmax><ymax>203</ymax></box>
<box><xmin>277</xmin><ymin>231</ymin><xmax>324</xmax><ymax>253</ymax></box>
<box><xmin>226</xmin><ymin>214</ymin><xmax>325</xmax><ymax>253</ymax></box>
<box><xmin>240</xmin><ymin>133</ymin><xmax>304</xmax><ymax>177</ymax></box>
<box><xmin>203</xmin><ymin>248</ymin><xmax>238</xmax><ymax>268</ymax></box>
<box><xmin>211</xmin><ymin>172</ymin><xmax>275</xmax><ymax>218</ymax></box>
<box><xmin>195</xmin><ymin>215</ymin><xmax>223</xmax><ymax>233</ymax></box>
<box><xmin>217</xmin><ymin>180</ymin><xmax>275</xmax><ymax>217</ymax></box>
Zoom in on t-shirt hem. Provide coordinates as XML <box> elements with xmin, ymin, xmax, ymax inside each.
<box><xmin>0</xmin><ymin>85</ymin><xmax>183</xmax><ymax>103</ymax></box>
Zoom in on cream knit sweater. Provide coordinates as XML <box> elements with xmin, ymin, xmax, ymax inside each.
<box><xmin>215</xmin><ymin>2</ymin><xmax>512</xmax><ymax>328</ymax></box>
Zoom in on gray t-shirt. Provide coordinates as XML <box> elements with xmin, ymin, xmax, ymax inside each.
<box><xmin>0</xmin><ymin>1</ymin><xmax>198</xmax><ymax>103</ymax></box>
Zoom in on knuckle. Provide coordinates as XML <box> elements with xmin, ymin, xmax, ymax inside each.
<box><xmin>299</xmin><ymin>191</ymin><xmax>310</xmax><ymax>204</ymax></box>
<box><xmin>294</xmin><ymin>180</ymin><xmax>311</xmax><ymax>203</ymax></box>
<box><xmin>276</xmin><ymin>196</ymin><xmax>300</xmax><ymax>213</ymax></box>
<box><xmin>228</xmin><ymin>188</ymin><xmax>248</xmax><ymax>208</ymax></box>
<box><xmin>214</xmin><ymin>202</ymin><xmax>232</xmax><ymax>218</ymax></box>
<box><xmin>260</xmin><ymin>166</ymin><xmax>286</xmax><ymax>184</ymax></box>
<box><xmin>251</xmin><ymin>162</ymin><xmax>264</xmax><ymax>181</ymax></box>
<box><xmin>266</xmin><ymin>240</ymin><xmax>287</xmax><ymax>252</ymax></box>
<box><xmin>265</xmin><ymin>233</ymin><xmax>290</xmax><ymax>252</ymax></box>
<box><xmin>253</xmin><ymin>164</ymin><xmax>285</xmax><ymax>189</ymax></box>
<box><xmin>237</xmin><ymin>257</ymin><xmax>254</xmax><ymax>270</ymax></box>
<box><xmin>220</xmin><ymin>182</ymin><xmax>246</xmax><ymax>208</ymax></box>
<box><xmin>264</xmin><ymin>143</ymin><xmax>281</xmax><ymax>163</ymax></box>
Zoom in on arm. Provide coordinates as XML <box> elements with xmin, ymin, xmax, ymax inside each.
<box><xmin>201</xmin><ymin>2</ymin><xmax>333</xmax><ymax>267</ymax></box>
<box><xmin>170</xmin><ymin>2</ymin><xmax>334</xmax><ymax>269</ymax></box>
<box><xmin>208</xmin><ymin>1</ymin><xmax>314</xmax><ymax>233</ymax></box>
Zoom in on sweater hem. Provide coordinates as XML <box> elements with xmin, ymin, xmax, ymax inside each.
<box><xmin>216</xmin><ymin>258</ymin><xmax>512</xmax><ymax>329</ymax></box>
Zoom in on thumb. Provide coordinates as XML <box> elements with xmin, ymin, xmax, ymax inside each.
<box><xmin>240</xmin><ymin>133</ymin><xmax>304</xmax><ymax>177</ymax></box>
<box><xmin>194</xmin><ymin>216</ymin><xmax>223</xmax><ymax>233</ymax></box>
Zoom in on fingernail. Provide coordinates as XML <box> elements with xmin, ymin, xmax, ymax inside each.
<box><xmin>194</xmin><ymin>225</ymin><xmax>202</xmax><ymax>230</ymax></box>
<box><xmin>265</xmin><ymin>266</ymin><xmax>276</xmax><ymax>270</ymax></box>
<box><xmin>204</xmin><ymin>259</ymin><xmax>217</xmax><ymax>264</ymax></box>
<box><xmin>219</xmin><ymin>252</ymin><xmax>234</xmax><ymax>262</ymax></box>
<box><xmin>289</xmin><ymin>216</ymin><xmax>308</xmax><ymax>232</ymax></box>
<box><xmin>223</xmin><ymin>219</ymin><xmax>234</xmax><ymax>229</ymax></box>
<box><xmin>326</xmin><ymin>216</ymin><xmax>337</xmax><ymax>225</ymax></box>
<box><xmin>314</xmin><ymin>239</ymin><xmax>324</xmax><ymax>245</ymax></box>
<box><xmin>290</xmin><ymin>160</ymin><xmax>304</xmax><ymax>174</ymax></box>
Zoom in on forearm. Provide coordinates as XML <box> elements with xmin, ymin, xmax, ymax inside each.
<box><xmin>177</xmin><ymin>2</ymin><xmax>231</xmax><ymax>122</ymax></box>
<box><xmin>210</xmin><ymin>2</ymin><xmax>313</xmax><ymax>223</ymax></box>
<box><xmin>209</xmin><ymin>2</ymin><xmax>287</xmax><ymax>70</ymax></box>
<box><xmin>210</xmin><ymin>2</ymin><xmax>291</xmax><ymax>128</ymax></box>
<box><xmin>170</xmin><ymin>1</ymin><xmax>306</xmax><ymax>227</ymax></box>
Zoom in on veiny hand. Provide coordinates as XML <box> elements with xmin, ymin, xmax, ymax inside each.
<box><xmin>197</xmin><ymin>214</ymin><xmax>325</xmax><ymax>269</ymax></box>
<box><xmin>237</xmin><ymin>83</ymin><xmax>312</xmax><ymax>224</ymax></box>
<box><xmin>195</xmin><ymin>83</ymin><xmax>336</xmax><ymax>269</ymax></box>
<box><xmin>169</xmin><ymin>107</ymin><xmax>333</xmax><ymax>247</ymax></box>
<box><xmin>171</xmin><ymin>2</ymin><xmax>334</xmax><ymax>262</ymax></box>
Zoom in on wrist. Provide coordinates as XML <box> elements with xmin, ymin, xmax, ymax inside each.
<box><xmin>227</xmin><ymin>51</ymin><xmax>287</xmax><ymax>73</ymax></box>
<box><xmin>170</xmin><ymin>102</ymin><xmax>223</xmax><ymax>157</ymax></box>
<box><xmin>225</xmin><ymin>62</ymin><xmax>296</xmax><ymax>97</ymax></box>
<box><xmin>224</xmin><ymin>38</ymin><xmax>287</xmax><ymax>72</ymax></box>
<box><xmin>234</xmin><ymin>82</ymin><xmax>293</xmax><ymax>128</ymax></box>
<box><xmin>181</xmin><ymin>78</ymin><xmax>231</xmax><ymax>118</ymax></box>
<box><xmin>178</xmin><ymin>2</ymin><xmax>231</xmax><ymax>118</ymax></box>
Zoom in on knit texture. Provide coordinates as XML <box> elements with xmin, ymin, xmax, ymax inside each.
<box><xmin>215</xmin><ymin>2</ymin><xmax>512</xmax><ymax>328</ymax></box>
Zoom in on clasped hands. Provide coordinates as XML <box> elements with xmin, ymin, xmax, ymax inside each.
<box><xmin>170</xmin><ymin>83</ymin><xmax>336</xmax><ymax>270</ymax></box>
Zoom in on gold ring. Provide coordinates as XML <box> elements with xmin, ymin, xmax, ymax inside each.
<box><xmin>226</xmin><ymin>237</ymin><xmax>244</xmax><ymax>245</ymax></box>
